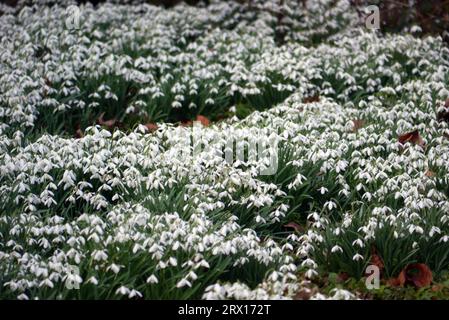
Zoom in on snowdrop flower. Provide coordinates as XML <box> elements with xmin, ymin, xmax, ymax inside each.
<box><xmin>331</xmin><ymin>245</ymin><xmax>343</xmax><ymax>253</ymax></box>
<box><xmin>176</xmin><ymin>279</ymin><xmax>192</xmax><ymax>288</ymax></box>
<box><xmin>352</xmin><ymin>239</ymin><xmax>364</xmax><ymax>248</ymax></box>
<box><xmin>17</xmin><ymin>294</ymin><xmax>29</xmax><ymax>300</ymax></box>
<box><xmin>107</xmin><ymin>264</ymin><xmax>121</xmax><ymax>274</ymax></box>
<box><xmin>352</xmin><ymin>254</ymin><xmax>364</xmax><ymax>261</ymax></box>
<box><xmin>116</xmin><ymin>286</ymin><xmax>130</xmax><ymax>296</ymax></box>
<box><xmin>324</xmin><ymin>201</ymin><xmax>337</xmax><ymax>211</ymax></box>
<box><xmin>318</xmin><ymin>187</ymin><xmax>328</xmax><ymax>195</ymax></box>
<box><xmin>1</xmin><ymin>0</ymin><xmax>448</xmax><ymax>301</ymax></box>
<box><xmin>87</xmin><ymin>277</ymin><xmax>98</xmax><ymax>285</ymax></box>
<box><xmin>146</xmin><ymin>275</ymin><xmax>159</xmax><ymax>284</ymax></box>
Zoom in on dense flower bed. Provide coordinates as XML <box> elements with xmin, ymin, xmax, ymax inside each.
<box><xmin>1</xmin><ymin>0</ymin><xmax>449</xmax><ymax>299</ymax></box>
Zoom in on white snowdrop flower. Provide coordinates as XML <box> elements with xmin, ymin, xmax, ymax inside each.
<box><xmin>87</xmin><ymin>277</ymin><xmax>98</xmax><ymax>285</ymax></box>
<box><xmin>410</xmin><ymin>25</ymin><xmax>422</xmax><ymax>33</ymax></box>
<box><xmin>352</xmin><ymin>254</ymin><xmax>364</xmax><ymax>261</ymax></box>
<box><xmin>115</xmin><ymin>286</ymin><xmax>130</xmax><ymax>296</ymax></box>
<box><xmin>269</xmin><ymin>272</ymin><xmax>279</xmax><ymax>282</ymax></box>
<box><xmin>331</xmin><ymin>245</ymin><xmax>343</xmax><ymax>253</ymax></box>
<box><xmin>92</xmin><ymin>250</ymin><xmax>108</xmax><ymax>261</ymax></box>
<box><xmin>59</xmin><ymin>170</ymin><xmax>76</xmax><ymax>190</ymax></box>
<box><xmin>88</xmin><ymin>233</ymin><xmax>101</xmax><ymax>243</ymax></box>
<box><xmin>301</xmin><ymin>259</ymin><xmax>317</xmax><ymax>269</ymax></box>
<box><xmin>169</xmin><ymin>257</ymin><xmax>178</xmax><ymax>267</ymax></box>
<box><xmin>132</xmin><ymin>243</ymin><xmax>142</xmax><ymax>254</ymax></box>
<box><xmin>335</xmin><ymin>160</ymin><xmax>348</xmax><ymax>173</ymax></box>
<box><xmin>107</xmin><ymin>264</ymin><xmax>121</xmax><ymax>274</ymax></box>
<box><xmin>305</xmin><ymin>269</ymin><xmax>318</xmax><ymax>279</ymax></box>
<box><xmin>128</xmin><ymin>289</ymin><xmax>142</xmax><ymax>299</ymax></box>
<box><xmin>1</xmin><ymin>1</ymin><xmax>448</xmax><ymax>301</ymax></box>
<box><xmin>172</xmin><ymin>101</ymin><xmax>182</xmax><ymax>108</ymax></box>
<box><xmin>188</xmin><ymin>271</ymin><xmax>198</xmax><ymax>281</ymax></box>
<box><xmin>5</xmin><ymin>281</ymin><xmax>18</xmax><ymax>291</ymax></box>
<box><xmin>352</xmin><ymin>239</ymin><xmax>364</xmax><ymax>248</ymax></box>
<box><xmin>146</xmin><ymin>275</ymin><xmax>159</xmax><ymax>284</ymax></box>
<box><xmin>148</xmin><ymin>243</ymin><xmax>160</xmax><ymax>254</ymax></box>
<box><xmin>196</xmin><ymin>260</ymin><xmax>210</xmax><ymax>269</ymax></box>
<box><xmin>176</xmin><ymin>279</ymin><xmax>192</xmax><ymax>288</ymax></box>
<box><xmin>429</xmin><ymin>226</ymin><xmax>441</xmax><ymax>237</ymax></box>
<box><xmin>310</xmin><ymin>293</ymin><xmax>327</xmax><ymax>300</ymax></box>
<box><xmin>324</xmin><ymin>201</ymin><xmax>337</xmax><ymax>211</ymax></box>
<box><xmin>66</xmin><ymin>272</ymin><xmax>83</xmax><ymax>287</ymax></box>
<box><xmin>408</xmin><ymin>225</ymin><xmax>424</xmax><ymax>235</ymax></box>
<box><xmin>39</xmin><ymin>279</ymin><xmax>54</xmax><ymax>288</ymax></box>
<box><xmin>362</xmin><ymin>192</ymin><xmax>372</xmax><ymax>201</ymax></box>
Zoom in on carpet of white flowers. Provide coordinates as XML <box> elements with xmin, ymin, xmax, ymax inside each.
<box><xmin>1</xmin><ymin>0</ymin><xmax>449</xmax><ymax>300</ymax></box>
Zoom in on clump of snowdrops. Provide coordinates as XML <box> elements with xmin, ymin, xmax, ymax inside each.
<box><xmin>0</xmin><ymin>0</ymin><xmax>449</xmax><ymax>300</ymax></box>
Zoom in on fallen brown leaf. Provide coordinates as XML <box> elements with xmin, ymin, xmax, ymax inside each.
<box><xmin>405</xmin><ymin>263</ymin><xmax>433</xmax><ymax>288</ymax></box>
<box><xmin>44</xmin><ymin>77</ymin><xmax>51</xmax><ymax>86</ymax></box>
<box><xmin>369</xmin><ymin>246</ymin><xmax>385</xmax><ymax>273</ymax></box>
<box><xmin>302</xmin><ymin>95</ymin><xmax>320</xmax><ymax>103</ymax></box>
<box><xmin>180</xmin><ymin>120</ymin><xmax>193</xmax><ymax>127</ymax></box>
<box><xmin>74</xmin><ymin>124</ymin><xmax>84</xmax><ymax>139</ymax></box>
<box><xmin>75</xmin><ymin>129</ymin><xmax>84</xmax><ymax>139</ymax></box>
<box><xmin>293</xmin><ymin>288</ymin><xmax>314</xmax><ymax>300</ymax></box>
<box><xmin>97</xmin><ymin>112</ymin><xmax>117</xmax><ymax>129</ymax></box>
<box><xmin>425</xmin><ymin>170</ymin><xmax>435</xmax><ymax>177</ymax></box>
<box><xmin>387</xmin><ymin>272</ymin><xmax>405</xmax><ymax>287</ymax></box>
<box><xmin>431</xmin><ymin>284</ymin><xmax>443</xmax><ymax>292</ymax></box>
<box><xmin>398</xmin><ymin>130</ymin><xmax>425</xmax><ymax>148</ymax></box>
<box><xmin>388</xmin><ymin>263</ymin><xmax>432</xmax><ymax>288</ymax></box>
<box><xmin>436</xmin><ymin>98</ymin><xmax>449</xmax><ymax>122</ymax></box>
<box><xmin>196</xmin><ymin>115</ymin><xmax>210</xmax><ymax>126</ymax></box>
<box><xmin>337</xmin><ymin>272</ymin><xmax>350</xmax><ymax>282</ymax></box>
<box><xmin>352</xmin><ymin>119</ymin><xmax>365</xmax><ymax>132</ymax></box>
<box><xmin>144</xmin><ymin>123</ymin><xmax>158</xmax><ymax>133</ymax></box>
